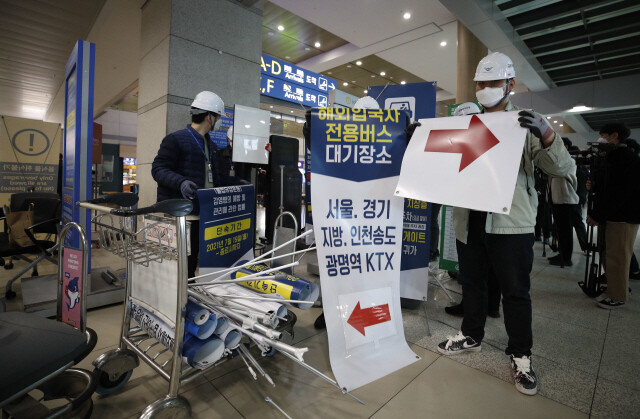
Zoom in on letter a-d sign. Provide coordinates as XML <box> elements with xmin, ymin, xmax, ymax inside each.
<box><xmin>395</xmin><ymin>112</ymin><xmax>527</xmax><ymax>214</ymax></box>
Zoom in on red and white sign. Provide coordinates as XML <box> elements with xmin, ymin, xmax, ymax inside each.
<box><xmin>62</xmin><ymin>248</ymin><xmax>83</xmax><ymax>328</ymax></box>
<box><xmin>395</xmin><ymin>112</ymin><xmax>527</xmax><ymax>214</ymax></box>
<box><xmin>339</xmin><ymin>287</ymin><xmax>396</xmax><ymax>351</ymax></box>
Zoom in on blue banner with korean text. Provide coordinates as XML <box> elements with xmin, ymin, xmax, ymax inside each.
<box><xmin>401</xmin><ymin>199</ymin><xmax>431</xmax><ymax>271</ymax></box>
<box><xmin>310</xmin><ymin>108</ymin><xmax>418</xmax><ymax>392</ymax></box>
<box><xmin>197</xmin><ymin>185</ymin><xmax>255</xmax><ymax>273</ymax></box>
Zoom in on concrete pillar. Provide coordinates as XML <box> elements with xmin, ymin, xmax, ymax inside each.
<box><xmin>456</xmin><ymin>22</ymin><xmax>488</xmax><ymax>103</ymax></box>
<box><xmin>136</xmin><ymin>0</ymin><xmax>263</xmax><ymax>207</ymax></box>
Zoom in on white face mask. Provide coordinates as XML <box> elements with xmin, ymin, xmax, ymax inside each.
<box><xmin>476</xmin><ymin>86</ymin><xmax>506</xmax><ymax>108</ymax></box>
<box><xmin>213</xmin><ymin>117</ymin><xmax>222</xmax><ymax>132</ymax></box>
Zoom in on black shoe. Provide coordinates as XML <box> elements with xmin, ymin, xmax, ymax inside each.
<box><xmin>447</xmin><ymin>271</ymin><xmax>458</xmax><ymax>280</ymax></box>
<box><xmin>511</xmin><ymin>355</ymin><xmax>538</xmax><ymax>395</ymax></box>
<box><xmin>444</xmin><ymin>303</ymin><xmax>464</xmax><ymax>317</ymax></box>
<box><xmin>597</xmin><ymin>298</ymin><xmax>625</xmax><ymax>309</ymax></box>
<box><xmin>549</xmin><ymin>258</ymin><xmax>572</xmax><ymax>267</ymax></box>
<box><xmin>547</xmin><ymin>254</ymin><xmax>562</xmax><ymax>261</ymax></box>
<box><xmin>488</xmin><ymin>309</ymin><xmax>500</xmax><ymax>318</ymax></box>
<box><xmin>314</xmin><ymin>312</ymin><xmax>326</xmax><ymax>329</ymax></box>
<box><xmin>437</xmin><ymin>331</ymin><xmax>481</xmax><ymax>355</ymax></box>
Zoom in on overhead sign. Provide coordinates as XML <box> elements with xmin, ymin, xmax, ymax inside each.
<box><xmin>311</xmin><ymin>107</ymin><xmax>419</xmax><ymax>392</ymax></box>
<box><xmin>260</xmin><ymin>53</ymin><xmax>335</xmax><ymax>108</ymax></box>
<box><xmin>395</xmin><ymin>112</ymin><xmax>527</xmax><ymax>214</ymax></box>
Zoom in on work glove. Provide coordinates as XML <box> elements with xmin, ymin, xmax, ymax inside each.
<box><xmin>180</xmin><ymin>180</ymin><xmax>197</xmax><ymax>200</ymax></box>
<box><xmin>518</xmin><ymin>110</ymin><xmax>553</xmax><ymax>142</ymax></box>
<box><xmin>405</xmin><ymin>122</ymin><xmax>422</xmax><ymax>142</ymax></box>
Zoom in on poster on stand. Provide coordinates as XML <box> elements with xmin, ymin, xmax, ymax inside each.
<box><xmin>368</xmin><ymin>82</ymin><xmax>437</xmax><ymax>300</ymax></box>
<box><xmin>197</xmin><ymin>185</ymin><xmax>255</xmax><ymax>275</ymax></box>
<box><xmin>310</xmin><ymin>107</ymin><xmax>419</xmax><ymax>391</ymax></box>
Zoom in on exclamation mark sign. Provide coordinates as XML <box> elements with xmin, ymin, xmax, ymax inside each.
<box><xmin>29</xmin><ymin>133</ymin><xmax>34</xmax><ymax>151</ymax></box>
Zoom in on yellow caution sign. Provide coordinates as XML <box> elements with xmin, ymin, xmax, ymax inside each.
<box><xmin>204</xmin><ymin>218</ymin><xmax>251</xmax><ymax>241</ymax></box>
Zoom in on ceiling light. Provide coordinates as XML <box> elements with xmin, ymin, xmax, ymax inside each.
<box><xmin>559</xmin><ymin>124</ymin><xmax>564</xmax><ymax>127</ymax></box>
<box><xmin>364</xmin><ymin>90</ymin><xmax>368</xmax><ymax>94</ymax></box>
<box><xmin>351</xmin><ymin>80</ymin><xmax>356</xmax><ymax>83</ymax></box>
<box><xmin>347</xmin><ymin>65</ymin><xmax>352</xmax><ymax>68</ymax></box>
<box><xmin>509</xmin><ymin>91</ymin><xmax>515</xmax><ymax>95</ymax></box>
<box><xmin>277</xmin><ymin>25</ymin><xmax>284</xmax><ymax>31</ymax></box>
<box><xmin>244</xmin><ymin>124</ymin><xmax>251</xmax><ymax>129</ymax></box>
<box><xmin>568</xmin><ymin>104</ymin><xmax>592</xmax><ymax>112</ymax></box>
<box><xmin>380</xmin><ymin>71</ymin><xmax>386</xmax><ymax>76</ymax></box>
<box><xmin>401</xmin><ymin>81</ymin><xmax>406</xmax><ymax>85</ymax></box>
<box><xmin>403</xmin><ymin>12</ymin><xmax>411</xmax><ymax>20</ymax></box>
<box><xmin>260</xmin><ymin>120</ymin><xmax>266</xmax><ymax>124</ymax></box>
<box><xmin>285</xmin><ymin>56</ymin><xmax>291</xmax><ymax>59</ymax></box>
<box><xmin>440</xmin><ymin>41</ymin><xmax>447</xmax><ymax>47</ymax></box>
<box><xmin>328</xmin><ymin>71</ymin><xmax>332</xmax><ymax>75</ymax></box>
<box><xmin>290</xmin><ymin>110</ymin><xmax>294</xmax><ymax>113</ymax></box>
<box><xmin>304</xmin><ymin>47</ymin><xmax>310</xmax><ymax>51</ymax></box>
<box><xmin>267</xmin><ymin>31</ymin><xmax>274</xmax><ymax>36</ymax></box>
<box><xmin>314</xmin><ymin>42</ymin><xmax>321</xmax><ymax>48</ymax></box>
<box><xmin>371</xmin><ymin>74</ymin><xmax>375</xmax><ymax>78</ymax></box>
<box><xmin>546</xmin><ymin>116</ymin><xmax>551</xmax><ymax>119</ymax></box>
<box><xmin>270</xmin><ymin>105</ymin><xmax>273</xmax><ymax>108</ymax></box>
<box><xmin>553</xmin><ymin>120</ymin><xmax>558</xmax><ymax>123</ymax></box>
<box><xmin>343</xmin><ymin>82</ymin><xmax>348</xmax><ymax>86</ymax></box>
<box><xmin>356</xmin><ymin>61</ymin><xmax>362</xmax><ymax>66</ymax></box>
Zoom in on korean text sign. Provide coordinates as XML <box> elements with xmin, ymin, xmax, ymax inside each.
<box><xmin>260</xmin><ymin>53</ymin><xmax>335</xmax><ymax>108</ymax></box>
<box><xmin>310</xmin><ymin>108</ymin><xmax>419</xmax><ymax>391</ymax></box>
<box><xmin>197</xmin><ymin>185</ymin><xmax>255</xmax><ymax>273</ymax></box>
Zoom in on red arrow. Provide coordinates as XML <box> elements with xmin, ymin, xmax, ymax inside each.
<box><xmin>347</xmin><ymin>301</ymin><xmax>391</xmax><ymax>336</ymax></box>
<box><xmin>424</xmin><ymin>115</ymin><xmax>500</xmax><ymax>172</ymax></box>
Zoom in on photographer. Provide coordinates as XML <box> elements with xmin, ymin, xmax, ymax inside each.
<box><xmin>587</xmin><ymin>124</ymin><xmax>640</xmax><ymax>309</ymax></box>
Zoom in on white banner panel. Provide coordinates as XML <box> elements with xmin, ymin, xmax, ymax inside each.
<box><xmin>395</xmin><ymin>112</ymin><xmax>527</xmax><ymax>214</ymax></box>
<box><xmin>310</xmin><ymin>108</ymin><xmax>419</xmax><ymax>391</ymax></box>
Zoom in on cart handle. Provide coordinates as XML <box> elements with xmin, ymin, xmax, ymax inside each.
<box><xmin>78</xmin><ymin>199</ymin><xmax>193</xmax><ymax>217</ymax></box>
<box><xmin>86</xmin><ymin>192</ymin><xmax>139</xmax><ymax>207</ymax></box>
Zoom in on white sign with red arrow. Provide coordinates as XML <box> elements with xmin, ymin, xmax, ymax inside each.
<box><xmin>339</xmin><ymin>287</ymin><xmax>396</xmax><ymax>350</ymax></box>
<box><xmin>395</xmin><ymin>112</ymin><xmax>527</xmax><ymax>214</ymax></box>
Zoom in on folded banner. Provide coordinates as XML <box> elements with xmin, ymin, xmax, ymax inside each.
<box><xmin>310</xmin><ymin>107</ymin><xmax>419</xmax><ymax>391</ymax></box>
<box><xmin>395</xmin><ymin>112</ymin><xmax>527</xmax><ymax>214</ymax></box>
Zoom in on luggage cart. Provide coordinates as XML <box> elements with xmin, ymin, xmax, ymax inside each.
<box><xmin>78</xmin><ymin>198</ymin><xmax>200</xmax><ymax>418</ymax></box>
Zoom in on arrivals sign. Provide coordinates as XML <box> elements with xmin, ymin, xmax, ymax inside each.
<box><xmin>260</xmin><ymin>53</ymin><xmax>335</xmax><ymax>108</ymax></box>
<box><xmin>311</xmin><ymin>107</ymin><xmax>419</xmax><ymax>391</ymax></box>
<box><xmin>395</xmin><ymin>112</ymin><xmax>527</xmax><ymax>214</ymax></box>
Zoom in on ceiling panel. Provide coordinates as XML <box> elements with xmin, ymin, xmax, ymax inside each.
<box><xmin>0</xmin><ymin>0</ymin><xmax>105</xmax><ymax>119</ymax></box>
<box><xmin>262</xmin><ymin>1</ymin><xmax>348</xmax><ymax>63</ymax></box>
<box><xmin>581</xmin><ymin>108</ymin><xmax>640</xmax><ymax>130</ymax></box>
<box><xmin>497</xmin><ymin>0</ymin><xmax>640</xmax><ymax>87</ymax></box>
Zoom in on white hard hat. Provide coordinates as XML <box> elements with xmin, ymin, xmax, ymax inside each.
<box><xmin>226</xmin><ymin>125</ymin><xmax>233</xmax><ymax>140</ymax></box>
<box><xmin>474</xmin><ymin>52</ymin><xmax>516</xmax><ymax>81</ymax></box>
<box><xmin>353</xmin><ymin>96</ymin><xmax>380</xmax><ymax>109</ymax></box>
<box><xmin>191</xmin><ymin>91</ymin><xmax>224</xmax><ymax>115</ymax></box>
<box><xmin>453</xmin><ymin>102</ymin><xmax>482</xmax><ymax>116</ymax></box>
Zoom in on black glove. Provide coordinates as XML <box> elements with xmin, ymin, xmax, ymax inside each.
<box><xmin>405</xmin><ymin>122</ymin><xmax>422</xmax><ymax>142</ymax></box>
<box><xmin>180</xmin><ymin>180</ymin><xmax>197</xmax><ymax>199</ymax></box>
<box><xmin>518</xmin><ymin>110</ymin><xmax>553</xmax><ymax>142</ymax></box>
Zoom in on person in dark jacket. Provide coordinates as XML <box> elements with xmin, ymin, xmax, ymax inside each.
<box><xmin>587</xmin><ymin>123</ymin><xmax>640</xmax><ymax>309</ymax></box>
<box><xmin>152</xmin><ymin>90</ymin><xmax>227</xmax><ymax>277</ymax></box>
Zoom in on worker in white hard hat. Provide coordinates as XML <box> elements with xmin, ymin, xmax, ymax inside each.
<box><xmin>151</xmin><ymin>90</ymin><xmax>227</xmax><ymax>277</ymax></box>
<box><xmin>437</xmin><ymin>52</ymin><xmax>573</xmax><ymax>397</ymax></box>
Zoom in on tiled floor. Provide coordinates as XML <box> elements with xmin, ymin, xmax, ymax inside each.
<box><xmin>1</xmin><ymin>233</ymin><xmax>639</xmax><ymax>418</ymax></box>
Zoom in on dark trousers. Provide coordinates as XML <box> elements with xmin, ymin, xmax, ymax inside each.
<box><xmin>430</xmin><ymin>203</ymin><xmax>442</xmax><ymax>258</ymax></box>
<box><xmin>569</xmin><ymin>205</ymin><xmax>588</xmax><ymax>251</ymax></box>
<box><xmin>630</xmin><ymin>253</ymin><xmax>639</xmax><ymax>274</ymax></box>
<box><xmin>457</xmin><ymin>212</ymin><xmax>534</xmax><ymax>356</ymax></box>
<box><xmin>553</xmin><ymin>204</ymin><xmax>574</xmax><ymax>263</ymax></box>
<box><xmin>535</xmin><ymin>200</ymin><xmax>552</xmax><ymax>239</ymax></box>
<box><xmin>188</xmin><ymin>220</ymin><xmax>199</xmax><ymax>278</ymax></box>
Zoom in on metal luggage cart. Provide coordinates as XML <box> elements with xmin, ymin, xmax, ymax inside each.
<box><xmin>78</xmin><ymin>198</ymin><xmax>201</xmax><ymax>418</ymax></box>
